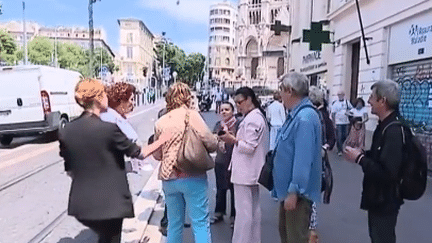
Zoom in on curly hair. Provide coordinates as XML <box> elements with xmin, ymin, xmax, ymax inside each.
<box><xmin>74</xmin><ymin>78</ymin><xmax>105</xmax><ymax>109</ymax></box>
<box><xmin>105</xmin><ymin>82</ymin><xmax>136</xmax><ymax>108</ymax></box>
<box><xmin>165</xmin><ymin>82</ymin><xmax>191</xmax><ymax>112</ymax></box>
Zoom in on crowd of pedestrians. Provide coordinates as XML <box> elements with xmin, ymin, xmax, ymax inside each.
<box><xmin>60</xmin><ymin>73</ymin><xmax>411</xmax><ymax>243</ymax></box>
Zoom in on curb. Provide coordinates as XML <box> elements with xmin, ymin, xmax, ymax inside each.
<box><xmin>122</xmin><ymin>161</ymin><xmax>163</xmax><ymax>243</ymax></box>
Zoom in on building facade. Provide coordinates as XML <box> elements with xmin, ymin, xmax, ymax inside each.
<box><xmin>207</xmin><ymin>1</ymin><xmax>238</xmax><ymax>89</ymax></box>
<box><xmin>117</xmin><ymin>18</ymin><xmax>155</xmax><ymax>90</ymax></box>
<box><xmin>235</xmin><ymin>0</ymin><xmax>290</xmax><ymax>90</ymax></box>
<box><xmin>327</xmin><ymin>0</ymin><xmax>432</xmax><ymax>168</ymax></box>
<box><xmin>288</xmin><ymin>0</ymin><xmax>333</xmax><ymax>97</ymax></box>
<box><xmin>0</xmin><ymin>21</ymin><xmax>114</xmax><ymax>58</ymax></box>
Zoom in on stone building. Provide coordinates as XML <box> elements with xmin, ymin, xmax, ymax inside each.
<box><xmin>207</xmin><ymin>1</ymin><xmax>238</xmax><ymax>89</ymax></box>
<box><xmin>0</xmin><ymin>21</ymin><xmax>114</xmax><ymax>59</ymax></box>
<box><xmin>327</xmin><ymin>0</ymin><xmax>432</xmax><ymax>168</ymax></box>
<box><xmin>235</xmin><ymin>0</ymin><xmax>290</xmax><ymax>90</ymax></box>
<box><xmin>116</xmin><ymin>18</ymin><xmax>155</xmax><ymax>91</ymax></box>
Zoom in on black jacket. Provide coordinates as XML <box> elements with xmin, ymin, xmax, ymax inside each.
<box><xmin>59</xmin><ymin>112</ymin><xmax>141</xmax><ymax>220</ymax></box>
<box><xmin>358</xmin><ymin>111</ymin><xmax>404</xmax><ymax>213</ymax></box>
<box><xmin>318</xmin><ymin>106</ymin><xmax>336</xmax><ymax>150</ymax></box>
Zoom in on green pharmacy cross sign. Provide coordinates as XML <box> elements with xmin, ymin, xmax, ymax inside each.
<box><xmin>271</xmin><ymin>20</ymin><xmax>291</xmax><ymax>36</ymax></box>
<box><xmin>302</xmin><ymin>22</ymin><xmax>331</xmax><ymax>51</ymax></box>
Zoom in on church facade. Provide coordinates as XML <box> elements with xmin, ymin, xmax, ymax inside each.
<box><xmin>234</xmin><ymin>0</ymin><xmax>291</xmax><ymax>90</ymax></box>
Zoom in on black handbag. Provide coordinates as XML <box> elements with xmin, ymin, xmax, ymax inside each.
<box><xmin>258</xmin><ymin>104</ymin><xmax>317</xmax><ymax>191</ymax></box>
<box><xmin>258</xmin><ymin>150</ymin><xmax>275</xmax><ymax>191</ymax></box>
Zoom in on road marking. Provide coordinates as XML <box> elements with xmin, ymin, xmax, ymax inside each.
<box><xmin>0</xmin><ymin>143</ymin><xmax>58</xmax><ymax>170</ymax></box>
<box><xmin>0</xmin><ymin>144</ymin><xmax>38</xmax><ymax>157</ymax></box>
<box><xmin>128</xmin><ymin>103</ymin><xmax>163</xmax><ymax>119</ymax></box>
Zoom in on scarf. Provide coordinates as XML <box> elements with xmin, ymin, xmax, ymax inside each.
<box><xmin>221</xmin><ymin>116</ymin><xmax>237</xmax><ymax>132</ymax></box>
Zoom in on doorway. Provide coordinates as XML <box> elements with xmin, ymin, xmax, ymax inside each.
<box><xmin>251</xmin><ymin>58</ymin><xmax>258</xmax><ymax>79</ymax></box>
<box><xmin>350</xmin><ymin>42</ymin><xmax>360</xmax><ymax>103</ymax></box>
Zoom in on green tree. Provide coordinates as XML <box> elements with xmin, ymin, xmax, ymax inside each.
<box><xmin>28</xmin><ymin>37</ymin><xmax>53</xmax><ymax>65</ymax></box>
<box><xmin>92</xmin><ymin>47</ymin><xmax>118</xmax><ymax>77</ymax></box>
<box><xmin>182</xmin><ymin>52</ymin><xmax>205</xmax><ymax>86</ymax></box>
<box><xmin>57</xmin><ymin>42</ymin><xmax>86</xmax><ymax>70</ymax></box>
<box><xmin>0</xmin><ymin>30</ymin><xmax>17</xmax><ymax>65</ymax></box>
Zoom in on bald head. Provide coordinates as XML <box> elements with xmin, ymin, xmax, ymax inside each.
<box><xmin>337</xmin><ymin>90</ymin><xmax>345</xmax><ymax>101</ymax></box>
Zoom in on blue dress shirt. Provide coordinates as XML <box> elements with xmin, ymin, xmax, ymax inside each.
<box><xmin>272</xmin><ymin>98</ymin><xmax>322</xmax><ymax>203</ymax></box>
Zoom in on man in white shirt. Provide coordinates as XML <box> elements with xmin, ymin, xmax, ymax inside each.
<box><xmin>331</xmin><ymin>90</ymin><xmax>353</xmax><ymax>155</ymax></box>
<box><xmin>214</xmin><ymin>88</ymin><xmax>223</xmax><ymax>113</ymax></box>
<box><xmin>266</xmin><ymin>92</ymin><xmax>286</xmax><ymax>150</ymax></box>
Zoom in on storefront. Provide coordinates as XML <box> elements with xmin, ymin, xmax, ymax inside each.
<box><xmin>388</xmin><ymin>10</ymin><xmax>432</xmax><ymax>168</ymax></box>
<box><xmin>299</xmin><ymin>49</ymin><xmax>331</xmax><ymax>96</ymax></box>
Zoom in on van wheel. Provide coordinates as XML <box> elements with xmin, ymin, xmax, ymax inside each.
<box><xmin>59</xmin><ymin>117</ymin><xmax>68</xmax><ymax>130</ymax></box>
<box><xmin>1</xmin><ymin>135</ymin><xmax>13</xmax><ymax>146</ymax></box>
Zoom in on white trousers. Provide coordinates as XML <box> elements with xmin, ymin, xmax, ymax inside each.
<box><xmin>232</xmin><ymin>184</ymin><xmax>261</xmax><ymax>243</ymax></box>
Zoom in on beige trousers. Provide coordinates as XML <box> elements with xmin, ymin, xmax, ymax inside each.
<box><xmin>232</xmin><ymin>184</ymin><xmax>261</xmax><ymax>243</ymax></box>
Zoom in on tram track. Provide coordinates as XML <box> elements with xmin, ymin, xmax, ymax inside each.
<box><xmin>0</xmin><ymin>158</ymin><xmax>63</xmax><ymax>192</ymax></box>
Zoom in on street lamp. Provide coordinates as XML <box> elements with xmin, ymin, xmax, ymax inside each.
<box><xmin>89</xmin><ymin>0</ymin><xmax>101</xmax><ymax>77</ymax></box>
<box><xmin>173</xmin><ymin>71</ymin><xmax>177</xmax><ymax>83</ymax></box>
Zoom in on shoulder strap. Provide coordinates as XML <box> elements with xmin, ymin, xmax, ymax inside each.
<box><xmin>382</xmin><ymin>121</ymin><xmax>405</xmax><ymax>145</ymax></box>
<box><xmin>274</xmin><ymin>104</ymin><xmax>317</xmax><ymax>151</ymax></box>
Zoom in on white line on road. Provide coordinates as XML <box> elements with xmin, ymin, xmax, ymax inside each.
<box><xmin>0</xmin><ymin>143</ymin><xmax>58</xmax><ymax>170</ymax></box>
<box><xmin>0</xmin><ymin>144</ymin><xmax>38</xmax><ymax>157</ymax></box>
<box><xmin>128</xmin><ymin>103</ymin><xmax>163</xmax><ymax>119</ymax></box>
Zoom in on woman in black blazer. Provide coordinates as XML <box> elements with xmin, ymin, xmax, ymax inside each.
<box><xmin>59</xmin><ymin>78</ymin><xmax>168</xmax><ymax>243</ymax></box>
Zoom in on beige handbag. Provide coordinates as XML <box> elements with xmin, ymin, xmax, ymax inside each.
<box><xmin>176</xmin><ymin>111</ymin><xmax>215</xmax><ymax>173</ymax></box>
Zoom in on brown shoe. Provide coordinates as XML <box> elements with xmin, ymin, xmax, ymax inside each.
<box><xmin>309</xmin><ymin>230</ymin><xmax>319</xmax><ymax>243</ymax></box>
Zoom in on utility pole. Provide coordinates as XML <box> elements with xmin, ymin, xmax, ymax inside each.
<box><xmin>88</xmin><ymin>0</ymin><xmax>100</xmax><ymax>77</ymax></box>
<box><xmin>23</xmin><ymin>1</ymin><xmax>28</xmax><ymax>65</ymax></box>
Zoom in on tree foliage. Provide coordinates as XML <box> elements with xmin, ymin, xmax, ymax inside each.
<box><xmin>0</xmin><ymin>30</ymin><xmax>17</xmax><ymax>65</ymax></box>
<box><xmin>28</xmin><ymin>37</ymin><xmax>53</xmax><ymax>65</ymax></box>
<box><xmin>154</xmin><ymin>42</ymin><xmax>205</xmax><ymax>87</ymax></box>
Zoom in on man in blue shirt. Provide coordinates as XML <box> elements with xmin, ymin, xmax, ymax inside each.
<box><xmin>273</xmin><ymin>72</ymin><xmax>322</xmax><ymax>243</ymax></box>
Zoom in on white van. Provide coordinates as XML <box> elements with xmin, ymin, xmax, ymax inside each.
<box><xmin>0</xmin><ymin>65</ymin><xmax>83</xmax><ymax>145</ymax></box>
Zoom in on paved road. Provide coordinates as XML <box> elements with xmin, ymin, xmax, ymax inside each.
<box><xmin>0</xmin><ymin>101</ymin><xmax>164</xmax><ymax>243</ymax></box>
<box><xmin>177</xmin><ymin>111</ymin><xmax>432</xmax><ymax>243</ymax></box>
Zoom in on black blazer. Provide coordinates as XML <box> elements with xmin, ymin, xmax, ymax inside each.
<box><xmin>59</xmin><ymin>112</ymin><xmax>141</xmax><ymax>220</ymax></box>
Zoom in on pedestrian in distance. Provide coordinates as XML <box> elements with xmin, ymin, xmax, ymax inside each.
<box><xmin>308</xmin><ymin>86</ymin><xmax>336</xmax><ymax>242</ymax></box>
<box><xmin>58</xmin><ymin>78</ymin><xmax>171</xmax><ymax>243</ymax></box>
<box><xmin>272</xmin><ymin>73</ymin><xmax>322</xmax><ymax>243</ymax></box>
<box><xmin>219</xmin><ymin>87</ymin><xmax>270</xmax><ymax>243</ymax></box>
<box><xmin>331</xmin><ymin>90</ymin><xmax>353</xmax><ymax>156</ymax></box>
<box><xmin>345</xmin><ymin>97</ymin><xmax>369</xmax><ymax>149</ymax></box>
<box><xmin>266</xmin><ymin>91</ymin><xmax>286</xmax><ymax>150</ymax></box>
<box><xmin>153</xmin><ymin>82</ymin><xmax>218</xmax><ymax>243</ymax></box>
<box><xmin>211</xmin><ymin>101</ymin><xmax>240</xmax><ymax>227</ymax></box>
<box><xmin>344</xmin><ymin>80</ymin><xmax>404</xmax><ymax>243</ymax></box>
<box><xmin>214</xmin><ymin>88</ymin><xmax>223</xmax><ymax>113</ymax></box>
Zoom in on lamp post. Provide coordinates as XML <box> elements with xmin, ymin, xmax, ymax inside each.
<box><xmin>89</xmin><ymin>0</ymin><xmax>101</xmax><ymax>77</ymax></box>
<box><xmin>161</xmin><ymin>32</ymin><xmax>166</xmax><ymax>87</ymax></box>
<box><xmin>173</xmin><ymin>71</ymin><xmax>177</xmax><ymax>83</ymax></box>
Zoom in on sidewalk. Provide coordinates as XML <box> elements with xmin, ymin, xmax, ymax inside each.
<box><xmin>133</xmin><ymin>118</ymin><xmax>432</xmax><ymax>243</ymax></box>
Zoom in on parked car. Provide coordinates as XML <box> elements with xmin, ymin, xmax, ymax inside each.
<box><xmin>0</xmin><ymin>65</ymin><xmax>83</xmax><ymax>145</ymax></box>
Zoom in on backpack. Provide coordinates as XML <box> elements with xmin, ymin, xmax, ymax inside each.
<box><xmin>382</xmin><ymin>121</ymin><xmax>428</xmax><ymax>200</ymax></box>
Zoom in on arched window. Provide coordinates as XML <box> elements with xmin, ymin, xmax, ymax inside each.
<box><xmin>226</xmin><ymin>58</ymin><xmax>230</xmax><ymax>65</ymax></box>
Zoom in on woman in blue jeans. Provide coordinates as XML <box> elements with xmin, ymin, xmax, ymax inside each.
<box><xmin>153</xmin><ymin>83</ymin><xmax>218</xmax><ymax>243</ymax></box>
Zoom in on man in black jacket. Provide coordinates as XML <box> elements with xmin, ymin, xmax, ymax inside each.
<box><xmin>345</xmin><ymin>80</ymin><xmax>404</xmax><ymax>243</ymax></box>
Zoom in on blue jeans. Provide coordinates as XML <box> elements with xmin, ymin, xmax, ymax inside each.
<box><xmin>336</xmin><ymin>124</ymin><xmax>349</xmax><ymax>153</ymax></box>
<box><xmin>162</xmin><ymin>176</ymin><xmax>211</xmax><ymax>243</ymax></box>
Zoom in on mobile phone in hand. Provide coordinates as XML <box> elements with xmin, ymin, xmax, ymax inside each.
<box><xmin>218</xmin><ymin>130</ymin><xmax>226</xmax><ymax>136</ymax></box>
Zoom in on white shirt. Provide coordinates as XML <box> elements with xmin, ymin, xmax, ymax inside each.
<box><xmin>331</xmin><ymin>99</ymin><xmax>353</xmax><ymax>125</ymax></box>
<box><xmin>100</xmin><ymin>107</ymin><xmax>140</xmax><ymax>143</ymax></box>
<box><xmin>266</xmin><ymin>100</ymin><xmax>286</xmax><ymax>127</ymax></box>
<box><xmin>349</xmin><ymin>107</ymin><xmax>368</xmax><ymax>121</ymax></box>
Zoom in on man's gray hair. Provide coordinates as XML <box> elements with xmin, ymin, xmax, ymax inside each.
<box><xmin>371</xmin><ymin>79</ymin><xmax>400</xmax><ymax>110</ymax></box>
<box><xmin>309</xmin><ymin>86</ymin><xmax>324</xmax><ymax>106</ymax></box>
<box><xmin>280</xmin><ymin>72</ymin><xmax>309</xmax><ymax>97</ymax></box>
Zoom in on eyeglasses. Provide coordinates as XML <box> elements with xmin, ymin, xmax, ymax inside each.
<box><xmin>235</xmin><ymin>99</ymin><xmax>246</xmax><ymax>105</ymax></box>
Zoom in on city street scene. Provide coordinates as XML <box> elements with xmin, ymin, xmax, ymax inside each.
<box><xmin>1</xmin><ymin>0</ymin><xmax>432</xmax><ymax>243</ymax></box>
